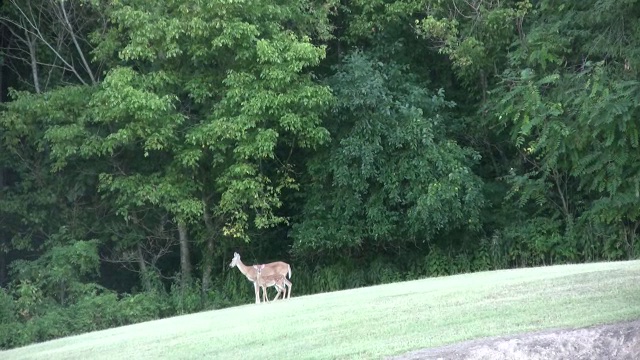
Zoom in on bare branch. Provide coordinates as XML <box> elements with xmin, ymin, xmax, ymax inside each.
<box><xmin>26</xmin><ymin>30</ymin><xmax>40</xmax><ymax>93</ymax></box>
<box><xmin>58</xmin><ymin>0</ymin><xmax>96</xmax><ymax>84</ymax></box>
<box><xmin>5</xmin><ymin>0</ymin><xmax>90</xmax><ymax>85</ymax></box>
<box><xmin>102</xmin><ymin>210</ymin><xmax>178</xmax><ymax>285</ymax></box>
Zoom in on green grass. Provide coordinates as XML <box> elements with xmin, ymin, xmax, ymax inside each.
<box><xmin>3</xmin><ymin>260</ymin><xmax>640</xmax><ymax>359</ymax></box>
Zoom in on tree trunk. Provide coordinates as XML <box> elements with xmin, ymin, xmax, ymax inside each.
<box><xmin>0</xmin><ymin>37</ymin><xmax>5</xmax><ymax>102</ymax></box>
<box><xmin>137</xmin><ymin>243</ymin><xmax>152</xmax><ymax>291</ymax></box>
<box><xmin>479</xmin><ymin>69</ymin><xmax>487</xmax><ymax>103</ymax></box>
<box><xmin>202</xmin><ymin>237</ymin><xmax>215</xmax><ymax>293</ymax></box>
<box><xmin>178</xmin><ymin>221</ymin><xmax>191</xmax><ymax>284</ymax></box>
<box><xmin>0</xmin><ymin>247</ymin><xmax>6</xmax><ymax>287</ymax></box>
<box><xmin>0</xmin><ymin>162</ymin><xmax>5</xmax><ymax>286</ymax></box>
<box><xmin>26</xmin><ymin>32</ymin><xmax>41</xmax><ymax>93</ymax></box>
<box><xmin>201</xmin><ymin>199</ymin><xmax>216</xmax><ymax>293</ymax></box>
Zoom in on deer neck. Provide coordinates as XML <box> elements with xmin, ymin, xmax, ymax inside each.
<box><xmin>236</xmin><ymin>259</ymin><xmax>257</xmax><ymax>281</ymax></box>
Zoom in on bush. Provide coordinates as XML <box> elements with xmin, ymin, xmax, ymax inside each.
<box><xmin>0</xmin><ymin>288</ymin><xmax>16</xmax><ymax>325</ymax></box>
<box><xmin>0</xmin><ymin>322</ymin><xmax>21</xmax><ymax>349</ymax></box>
<box><xmin>70</xmin><ymin>293</ymin><xmax>122</xmax><ymax>331</ymax></box>
<box><xmin>0</xmin><ymin>288</ymin><xmax>178</xmax><ymax>350</ymax></box>
<box><xmin>170</xmin><ymin>281</ymin><xmax>203</xmax><ymax>315</ymax></box>
<box><xmin>120</xmin><ymin>291</ymin><xmax>171</xmax><ymax>323</ymax></box>
<box><xmin>426</xmin><ymin>247</ymin><xmax>450</xmax><ymax>276</ymax></box>
<box><xmin>472</xmin><ymin>238</ymin><xmax>493</xmax><ymax>271</ymax></box>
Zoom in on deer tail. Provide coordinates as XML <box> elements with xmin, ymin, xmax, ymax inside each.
<box><xmin>288</xmin><ymin>264</ymin><xmax>292</xmax><ymax>279</ymax></box>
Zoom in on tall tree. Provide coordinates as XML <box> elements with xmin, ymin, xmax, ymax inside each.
<box><xmin>292</xmin><ymin>52</ymin><xmax>483</xmax><ymax>255</ymax></box>
<box><xmin>489</xmin><ymin>0</ymin><xmax>640</xmax><ymax>259</ymax></box>
<box><xmin>43</xmin><ymin>0</ymin><xmax>335</xmax><ymax>288</ymax></box>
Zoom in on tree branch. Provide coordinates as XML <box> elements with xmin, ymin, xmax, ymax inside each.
<box><xmin>6</xmin><ymin>0</ymin><xmax>89</xmax><ymax>86</ymax></box>
<box><xmin>57</xmin><ymin>0</ymin><xmax>96</xmax><ymax>84</ymax></box>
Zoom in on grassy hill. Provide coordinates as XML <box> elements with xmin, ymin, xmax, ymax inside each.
<box><xmin>3</xmin><ymin>260</ymin><xmax>640</xmax><ymax>359</ymax></box>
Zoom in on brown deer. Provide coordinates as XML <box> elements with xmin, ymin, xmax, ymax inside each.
<box><xmin>228</xmin><ymin>252</ymin><xmax>292</xmax><ymax>304</ymax></box>
<box><xmin>254</xmin><ymin>264</ymin><xmax>292</xmax><ymax>303</ymax></box>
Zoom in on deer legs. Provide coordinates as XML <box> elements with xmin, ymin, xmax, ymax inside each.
<box><xmin>254</xmin><ymin>264</ymin><xmax>291</xmax><ymax>303</ymax></box>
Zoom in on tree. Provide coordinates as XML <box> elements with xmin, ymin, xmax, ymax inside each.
<box><xmin>43</xmin><ymin>0</ymin><xmax>335</xmax><ymax>289</ymax></box>
<box><xmin>291</xmin><ymin>52</ymin><xmax>483</xmax><ymax>255</ymax></box>
<box><xmin>489</xmin><ymin>0</ymin><xmax>640</xmax><ymax>259</ymax></box>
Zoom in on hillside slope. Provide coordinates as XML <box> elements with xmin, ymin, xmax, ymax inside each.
<box><xmin>3</xmin><ymin>261</ymin><xmax>640</xmax><ymax>359</ymax></box>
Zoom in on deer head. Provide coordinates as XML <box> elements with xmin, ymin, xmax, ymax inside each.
<box><xmin>229</xmin><ymin>252</ymin><xmax>241</xmax><ymax>268</ymax></box>
<box><xmin>253</xmin><ymin>264</ymin><xmax>265</xmax><ymax>273</ymax></box>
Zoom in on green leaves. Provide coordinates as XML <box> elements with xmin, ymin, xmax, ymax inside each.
<box><xmin>64</xmin><ymin>0</ymin><xmax>335</xmax><ymax>241</ymax></box>
<box><xmin>98</xmin><ymin>172</ymin><xmax>202</xmax><ymax>222</ymax></box>
<box><xmin>11</xmin><ymin>239</ymin><xmax>101</xmax><ymax>306</ymax></box>
<box><xmin>292</xmin><ymin>52</ymin><xmax>484</xmax><ymax>253</ymax></box>
<box><xmin>482</xmin><ymin>0</ymin><xmax>640</xmax><ymax>262</ymax></box>
<box><xmin>414</xmin><ymin>1</ymin><xmax>528</xmax><ymax>89</ymax></box>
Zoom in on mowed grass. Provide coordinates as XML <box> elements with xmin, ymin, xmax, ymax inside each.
<box><xmin>3</xmin><ymin>260</ymin><xmax>640</xmax><ymax>360</ymax></box>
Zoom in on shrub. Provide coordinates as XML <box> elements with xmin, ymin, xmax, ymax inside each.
<box><xmin>426</xmin><ymin>247</ymin><xmax>450</xmax><ymax>276</ymax></box>
<box><xmin>120</xmin><ymin>291</ymin><xmax>171</xmax><ymax>323</ymax></box>
<box><xmin>170</xmin><ymin>281</ymin><xmax>203</xmax><ymax>315</ymax></box>
<box><xmin>0</xmin><ymin>288</ymin><xmax>16</xmax><ymax>325</ymax></box>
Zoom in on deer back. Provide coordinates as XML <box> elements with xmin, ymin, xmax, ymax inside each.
<box><xmin>258</xmin><ymin>261</ymin><xmax>290</xmax><ymax>278</ymax></box>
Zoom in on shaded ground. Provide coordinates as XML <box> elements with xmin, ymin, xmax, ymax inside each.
<box><xmin>389</xmin><ymin>319</ymin><xmax>640</xmax><ymax>360</ymax></box>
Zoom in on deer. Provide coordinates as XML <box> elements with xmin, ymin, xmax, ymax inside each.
<box><xmin>253</xmin><ymin>264</ymin><xmax>291</xmax><ymax>303</ymax></box>
<box><xmin>228</xmin><ymin>252</ymin><xmax>292</xmax><ymax>304</ymax></box>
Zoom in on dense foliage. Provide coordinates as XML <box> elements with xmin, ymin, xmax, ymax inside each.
<box><xmin>1</xmin><ymin>0</ymin><xmax>638</xmax><ymax>348</ymax></box>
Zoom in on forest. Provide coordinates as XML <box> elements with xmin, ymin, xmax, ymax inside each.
<box><xmin>0</xmin><ymin>0</ymin><xmax>639</xmax><ymax>349</ymax></box>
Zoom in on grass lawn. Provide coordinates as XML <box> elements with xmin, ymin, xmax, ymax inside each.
<box><xmin>3</xmin><ymin>260</ymin><xmax>640</xmax><ymax>359</ymax></box>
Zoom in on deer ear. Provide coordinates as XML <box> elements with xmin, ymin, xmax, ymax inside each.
<box><xmin>234</xmin><ymin>252</ymin><xmax>239</xmax><ymax>257</ymax></box>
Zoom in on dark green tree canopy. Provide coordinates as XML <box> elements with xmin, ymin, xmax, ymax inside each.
<box><xmin>291</xmin><ymin>52</ymin><xmax>483</xmax><ymax>254</ymax></box>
